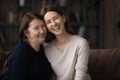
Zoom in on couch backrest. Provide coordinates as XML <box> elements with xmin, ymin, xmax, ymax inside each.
<box><xmin>1</xmin><ymin>49</ymin><xmax>120</xmax><ymax>80</ymax></box>
<box><xmin>88</xmin><ymin>49</ymin><xmax>120</xmax><ymax>80</ymax></box>
<box><xmin>0</xmin><ymin>51</ymin><xmax>11</xmax><ymax>78</ymax></box>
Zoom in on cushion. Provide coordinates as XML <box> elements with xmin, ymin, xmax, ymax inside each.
<box><xmin>88</xmin><ymin>49</ymin><xmax>120</xmax><ymax>80</ymax></box>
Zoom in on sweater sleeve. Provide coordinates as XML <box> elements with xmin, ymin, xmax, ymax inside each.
<box><xmin>74</xmin><ymin>39</ymin><xmax>90</xmax><ymax>80</ymax></box>
<box><xmin>8</xmin><ymin>44</ymin><xmax>30</xmax><ymax>80</ymax></box>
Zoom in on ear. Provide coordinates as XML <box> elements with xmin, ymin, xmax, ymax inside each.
<box><xmin>24</xmin><ymin>30</ymin><xmax>29</xmax><ymax>37</ymax></box>
<box><xmin>62</xmin><ymin>15</ymin><xmax>66</xmax><ymax>23</ymax></box>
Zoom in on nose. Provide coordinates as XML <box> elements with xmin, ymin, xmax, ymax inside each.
<box><xmin>51</xmin><ymin>20</ymin><xmax>56</xmax><ymax>26</ymax></box>
<box><xmin>39</xmin><ymin>28</ymin><xmax>44</xmax><ymax>33</ymax></box>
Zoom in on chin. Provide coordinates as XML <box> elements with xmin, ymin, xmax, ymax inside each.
<box><xmin>39</xmin><ymin>39</ymin><xmax>45</xmax><ymax>43</ymax></box>
<box><xmin>40</xmin><ymin>41</ymin><xmax>45</xmax><ymax>44</ymax></box>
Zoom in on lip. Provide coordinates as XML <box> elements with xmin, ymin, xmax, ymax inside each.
<box><xmin>37</xmin><ymin>33</ymin><xmax>45</xmax><ymax>38</ymax></box>
<box><xmin>53</xmin><ymin>25</ymin><xmax>60</xmax><ymax>31</ymax></box>
<box><xmin>41</xmin><ymin>34</ymin><xmax>46</xmax><ymax>38</ymax></box>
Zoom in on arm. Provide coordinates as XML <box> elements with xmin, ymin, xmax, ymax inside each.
<box><xmin>8</xmin><ymin>44</ymin><xmax>30</xmax><ymax>80</ymax></box>
<box><xmin>74</xmin><ymin>39</ymin><xmax>90</xmax><ymax>80</ymax></box>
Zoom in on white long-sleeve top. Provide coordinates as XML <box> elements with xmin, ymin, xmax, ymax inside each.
<box><xmin>44</xmin><ymin>35</ymin><xmax>91</xmax><ymax>80</ymax></box>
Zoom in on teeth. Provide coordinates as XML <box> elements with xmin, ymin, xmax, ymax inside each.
<box><xmin>54</xmin><ymin>26</ymin><xmax>59</xmax><ymax>30</ymax></box>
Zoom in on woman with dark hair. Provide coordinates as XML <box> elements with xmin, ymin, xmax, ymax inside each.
<box><xmin>2</xmin><ymin>12</ymin><xmax>53</xmax><ymax>80</ymax></box>
<box><xmin>41</xmin><ymin>5</ymin><xmax>91</xmax><ymax>80</ymax></box>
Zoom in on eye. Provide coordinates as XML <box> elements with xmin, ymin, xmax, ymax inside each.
<box><xmin>46</xmin><ymin>20</ymin><xmax>51</xmax><ymax>25</ymax></box>
<box><xmin>53</xmin><ymin>16</ymin><xmax>59</xmax><ymax>20</ymax></box>
<box><xmin>41</xmin><ymin>24</ymin><xmax>46</xmax><ymax>28</ymax></box>
<box><xmin>34</xmin><ymin>26</ymin><xmax>39</xmax><ymax>30</ymax></box>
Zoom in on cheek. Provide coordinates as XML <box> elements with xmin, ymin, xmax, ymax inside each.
<box><xmin>30</xmin><ymin>31</ymin><xmax>38</xmax><ymax>36</ymax></box>
<box><xmin>60</xmin><ymin>19</ymin><xmax>65</xmax><ymax>24</ymax></box>
<box><xmin>43</xmin><ymin>28</ymin><xmax>47</xmax><ymax>33</ymax></box>
<box><xmin>46</xmin><ymin>25</ymin><xmax>51</xmax><ymax>30</ymax></box>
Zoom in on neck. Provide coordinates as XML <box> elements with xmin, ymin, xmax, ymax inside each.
<box><xmin>54</xmin><ymin>33</ymin><xmax>74</xmax><ymax>52</ymax></box>
<box><xmin>28</xmin><ymin>41</ymin><xmax>40</xmax><ymax>52</ymax></box>
<box><xmin>55</xmin><ymin>33</ymin><xmax>74</xmax><ymax>45</ymax></box>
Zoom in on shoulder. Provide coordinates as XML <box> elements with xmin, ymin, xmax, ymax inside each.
<box><xmin>43</xmin><ymin>41</ymin><xmax>54</xmax><ymax>49</ymax></box>
<box><xmin>8</xmin><ymin>42</ymin><xmax>31</xmax><ymax>63</ymax></box>
<box><xmin>14</xmin><ymin>41</ymin><xmax>30</xmax><ymax>51</ymax></box>
<box><xmin>12</xmin><ymin>42</ymin><xmax>30</xmax><ymax>56</ymax></box>
<box><xmin>43</xmin><ymin>41</ymin><xmax>55</xmax><ymax>58</ymax></box>
<box><xmin>74</xmin><ymin>35</ymin><xmax>88</xmax><ymax>45</ymax></box>
<box><xmin>15</xmin><ymin>41</ymin><xmax>28</xmax><ymax>48</ymax></box>
<box><xmin>73</xmin><ymin>35</ymin><xmax>90</xmax><ymax>50</ymax></box>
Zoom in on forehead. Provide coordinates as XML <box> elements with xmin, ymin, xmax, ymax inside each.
<box><xmin>30</xmin><ymin>19</ymin><xmax>43</xmax><ymax>24</ymax></box>
<box><xmin>44</xmin><ymin>11</ymin><xmax>59</xmax><ymax>20</ymax></box>
<box><xmin>29</xmin><ymin>19</ymin><xmax>44</xmax><ymax>26</ymax></box>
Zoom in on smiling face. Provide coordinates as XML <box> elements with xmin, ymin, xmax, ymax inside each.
<box><xmin>44</xmin><ymin>11</ymin><xmax>66</xmax><ymax>36</ymax></box>
<box><xmin>25</xmin><ymin>19</ymin><xmax>46</xmax><ymax>44</ymax></box>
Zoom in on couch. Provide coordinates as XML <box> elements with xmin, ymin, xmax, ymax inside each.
<box><xmin>88</xmin><ymin>49</ymin><xmax>120</xmax><ymax>80</ymax></box>
<box><xmin>0</xmin><ymin>49</ymin><xmax>120</xmax><ymax>80</ymax></box>
<box><xmin>0</xmin><ymin>51</ymin><xmax>10</xmax><ymax>80</ymax></box>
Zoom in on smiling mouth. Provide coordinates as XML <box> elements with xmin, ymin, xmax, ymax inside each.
<box><xmin>37</xmin><ymin>34</ymin><xmax>45</xmax><ymax>38</ymax></box>
<box><xmin>53</xmin><ymin>26</ymin><xmax>60</xmax><ymax>31</ymax></box>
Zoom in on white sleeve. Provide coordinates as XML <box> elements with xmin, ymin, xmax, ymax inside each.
<box><xmin>74</xmin><ymin>39</ymin><xmax>90</xmax><ymax>80</ymax></box>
